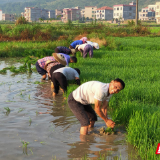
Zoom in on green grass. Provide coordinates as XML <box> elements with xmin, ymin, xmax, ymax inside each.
<box><xmin>67</xmin><ymin>37</ymin><xmax>160</xmax><ymax>160</ymax></box>
<box><xmin>0</xmin><ymin>23</ymin><xmax>160</xmax><ymax>159</ymax></box>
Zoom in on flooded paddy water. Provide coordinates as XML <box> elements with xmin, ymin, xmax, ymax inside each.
<box><xmin>0</xmin><ymin>58</ymin><xmax>140</xmax><ymax>160</ymax></box>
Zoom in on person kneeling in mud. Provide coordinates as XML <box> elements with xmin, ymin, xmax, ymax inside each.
<box><xmin>51</xmin><ymin>67</ymin><xmax>81</xmax><ymax>96</ymax></box>
<box><xmin>67</xmin><ymin>78</ymin><xmax>125</xmax><ymax>135</ymax></box>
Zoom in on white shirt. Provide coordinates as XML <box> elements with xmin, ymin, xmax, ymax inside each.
<box><xmin>53</xmin><ymin>67</ymin><xmax>79</xmax><ymax>80</ymax></box>
<box><xmin>77</xmin><ymin>44</ymin><xmax>88</xmax><ymax>51</ymax></box>
<box><xmin>87</xmin><ymin>41</ymin><xmax>94</xmax><ymax>47</ymax></box>
<box><xmin>72</xmin><ymin>81</ymin><xmax>112</xmax><ymax>105</ymax></box>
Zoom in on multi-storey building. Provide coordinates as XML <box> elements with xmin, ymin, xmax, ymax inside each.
<box><xmin>2</xmin><ymin>13</ymin><xmax>15</xmax><ymax>21</ymax></box>
<box><xmin>62</xmin><ymin>7</ymin><xmax>81</xmax><ymax>22</ymax></box>
<box><xmin>96</xmin><ymin>6</ymin><xmax>113</xmax><ymax>20</ymax></box>
<box><xmin>155</xmin><ymin>2</ymin><xmax>160</xmax><ymax>23</ymax></box>
<box><xmin>23</xmin><ymin>7</ymin><xmax>55</xmax><ymax>22</ymax></box>
<box><xmin>0</xmin><ymin>10</ymin><xmax>2</xmax><ymax>20</ymax></box>
<box><xmin>55</xmin><ymin>9</ymin><xmax>63</xmax><ymax>19</ymax></box>
<box><xmin>148</xmin><ymin>5</ymin><xmax>156</xmax><ymax>20</ymax></box>
<box><xmin>84</xmin><ymin>6</ymin><xmax>97</xmax><ymax>19</ymax></box>
<box><xmin>113</xmin><ymin>1</ymin><xmax>136</xmax><ymax>21</ymax></box>
<box><xmin>139</xmin><ymin>7</ymin><xmax>148</xmax><ymax>20</ymax></box>
<box><xmin>80</xmin><ymin>9</ymin><xmax>85</xmax><ymax>20</ymax></box>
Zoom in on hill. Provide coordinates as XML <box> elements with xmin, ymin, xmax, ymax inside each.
<box><xmin>0</xmin><ymin>0</ymin><xmax>157</xmax><ymax>16</ymax></box>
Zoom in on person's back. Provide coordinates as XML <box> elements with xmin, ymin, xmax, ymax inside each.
<box><xmin>56</xmin><ymin>46</ymin><xmax>71</xmax><ymax>55</ymax></box>
<box><xmin>72</xmin><ymin>81</ymin><xmax>112</xmax><ymax>105</ymax></box>
<box><xmin>37</xmin><ymin>56</ymin><xmax>55</xmax><ymax>69</ymax></box>
<box><xmin>70</xmin><ymin>40</ymin><xmax>83</xmax><ymax>49</ymax></box>
<box><xmin>54</xmin><ymin>67</ymin><xmax>79</xmax><ymax>80</ymax></box>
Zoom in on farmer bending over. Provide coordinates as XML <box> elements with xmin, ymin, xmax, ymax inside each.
<box><xmin>51</xmin><ymin>67</ymin><xmax>81</xmax><ymax>96</ymax></box>
<box><xmin>67</xmin><ymin>78</ymin><xmax>125</xmax><ymax>135</ymax></box>
<box><xmin>57</xmin><ymin>53</ymin><xmax>77</xmax><ymax>66</ymax></box>
<box><xmin>76</xmin><ymin>44</ymin><xmax>93</xmax><ymax>58</ymax></box>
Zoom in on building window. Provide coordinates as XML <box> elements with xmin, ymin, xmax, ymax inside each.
<box><xmin>130</xmin><ymin>7</ymin><xmax>132</xmax><ymax>10</ymax></box>
<box><xmin>102</xmin><ymin>10</ymin><xmax>104</xmax><ymax>13</ymax></box>
<box><xmin>129</xmin><ymin>13</ymin><xmax>132</xmax><ymax>16</ymax></box>
<box><xmin>143</xmin><ymin>10</ymin><xmax>145</xmax><ymax>12</ymax></box>
<box><xmin>92</xmin><ymin>15</ymin><xmax>94</xmax><ymax>17</ymax></box>
<box><xmin>120</xmin><ymin>7</ymin><xmax>122</xmax><ymax>10</ymax></box>
<box><xmin>114</xmin><ymin>13</ymin><xmax>115</xmax><ymax>16</ymax></box>
<box><xmin>117</xmin><ymin>7</ymin><xmax>119</xmax><ymax>10</ymax></box>
<box><xmin>95</xmin><ymin>11</ymin><xmax>96</xmax><ymax>13</ymax></box>
<box><xmin>97</xmin><ymin>15</ymin><xmax>99</xmax><ymax>17</ymax></box>
<box><xmin>143</xmin><ymin>14</ymin><xmax>145</xmax><ymax>16</ymax></box>
<box><xmin>92</xmin><ymin>11</ymin><xmax>94</xmax><ymax>13</ymax></box>
<box><xmin>114</xmin><ymin>8</ymin><xmax>116</xmax><ymax>10</ymax></box>
<box><xmin>146</xmin><ymin>10</ymin><xmax>148</xmax><ymax>12</ymax></box>
<box><xmin>117</xmin><ymin>13</ymin><xmax>119</xmax><ymax>16</ymax></box>
<box><xmin>92</xmin><ymin>8</ymin><xmax>93</xmax><ymax>9</ymax></box>
<box><xmin>97</xmin><ymin>10</ymin><xmax>99</xmax><ymax>12</ymax></box>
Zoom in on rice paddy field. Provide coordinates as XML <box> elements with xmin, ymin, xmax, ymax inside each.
<box><xmin>0</xmin><ymin>22</ymin><xmax>160</xmax><ymax>160</ymax></box>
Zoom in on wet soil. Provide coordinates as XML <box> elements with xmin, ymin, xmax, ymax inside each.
<box><xmin>0</xmin><ymin>58</ymin><xmax>141</xmax><ymax>160</ymax></box>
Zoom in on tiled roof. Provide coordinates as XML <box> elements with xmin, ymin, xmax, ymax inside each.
<box><xmin>97</xmin><ymin>6</ymin><xmax>113</xmax><ymax>10</ymax></box>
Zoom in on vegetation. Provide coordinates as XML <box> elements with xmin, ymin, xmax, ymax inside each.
<box><xmin>1</xmin><ymin>22</ymin><xmax>160</xmax><ymax>159</ymax></box>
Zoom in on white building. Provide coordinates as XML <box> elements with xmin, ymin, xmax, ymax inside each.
<box><xmin>113</xmin><ymin>1</ymin><xmax>136</xmax><ymax>21</ymax></box>
<box><xmin>22</xmin><ymin>7</ymin><xmax>55</xmax><ymax>22</ymax></box>
<box><xmin>0</xmin><ymin>10</ymin><xmax>2</xmax><ymax>20</ymax></box>
<box><xmin>156</xmin><ymin>2</ymin><xmax>160</xmax><ymax>23</ymax></box>
<box><xmin>96</xmin><ymin>6</ymin><xmax>113</xmax><ymax>20</ymax></box>
<box><xmin>139</xmin><ymin>7</ymin><xmax>148</xmax><ymax>20</ymax></box>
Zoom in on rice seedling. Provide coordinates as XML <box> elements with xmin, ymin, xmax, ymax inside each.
<box><xmin>20</xmin><ymin>139</ymin><xmax>30</xmax><ymax>155</ymax></box>
<box><xmin>4</xmin><ymin>107</ymin><xmax>11</xmax><ymax>116</ymax></box>
<box><xmin>18</xmin><ymin>108</ymin><xmax>24</xmax><ymax>113</ymax></box>
<box><xmin>29</xmin><ymin>117</ymin><xmax>32</xmax><ymax>126</ymax></box>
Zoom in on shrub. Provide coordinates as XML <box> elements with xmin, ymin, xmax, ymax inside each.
<box><xmin>15</xmin><ymin>16</ymin><xmax>28</xmax><ymax>25</ymax></box>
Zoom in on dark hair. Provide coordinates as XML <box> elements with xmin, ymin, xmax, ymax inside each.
<box><xmin>114</xmin><ymin>78</ymin><xmax>125</xmax><ymax>89</ymax></box>
<box><xmin>70</xmin><ymin>56</ymin><xmax>77</xmax><ymax>63</ymax></box>
<box><xmin>74</xmin><ymin>68</ymin><xmax>80</xmax><ymax>75</ymax></box>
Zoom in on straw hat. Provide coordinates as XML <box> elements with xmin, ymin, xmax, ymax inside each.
<box><xmin>52</xmin><ymin>53</ymin><xmax>67</xmax><ymax>66</ymax></box>
<box><xmin>44</xmin><ymin>60</ymin><xmax>56</xmax><ymax>70</ymax></box>
<box><xmin>93</xmin><ymin>43</ymin><xmax>99</xmax><ymax>49</ymax></box>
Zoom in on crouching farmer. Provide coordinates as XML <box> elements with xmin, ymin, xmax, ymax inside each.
<box><xmin>67</xmin><ymin>78</ymin><xmax>125</xmax><ymax>135</ymax></box>
<box><xmin>51</xmin><ymin>67</ymin><xmax>81</xmax><ymax>96</ymax></box>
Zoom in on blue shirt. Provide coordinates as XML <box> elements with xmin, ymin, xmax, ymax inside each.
<box><xmin>70</xmin><ymin>40</ymin><xmax>83</xmax><ymax>49</ymax></box>
<box><xmin>59</xmin><ymin>53</ymin><xmax>70</xmax><ymax>66</ymax></box>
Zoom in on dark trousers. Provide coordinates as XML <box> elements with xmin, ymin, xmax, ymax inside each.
<box><xmin>68</xmin><ymin>93</ymin><xmax>97</xmax><ymax>126</ymax></box>
<box><xmin>51</xmin><ymin>72</ymin><xmax>67</xmax><ymax>94</ymax></box>
<box><xmin>35</xmin><ymin>61</ymin><xmax>47</xmax><ymax>75</ymax></box>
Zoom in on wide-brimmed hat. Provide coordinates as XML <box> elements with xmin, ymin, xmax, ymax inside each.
<box><xmin>52</xmin><ymin>53</ymin><xmax>67</xmax><ymax>66</ymax></box>
<box><xmin>93</xmin><ymin>43</ymin><xmax>99</xmax><ymax>49</ymax></box>
<box><xmin>44</xmin><ymin>60</ymin><xmax>56</xmax><ymax>70</ymax></box>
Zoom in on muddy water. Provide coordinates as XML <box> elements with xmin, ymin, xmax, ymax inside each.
<box><xmin>0</xmin><ymin>58</ymin><xmax>140</xmax><ymax>160</ymax></box>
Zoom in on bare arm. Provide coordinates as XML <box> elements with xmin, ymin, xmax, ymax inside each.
<box><xmin>101</xmin><ymin>100</ymin><xmax>108</xmax><ymax>118</ymax></box>
<box><xmin>94</xmin><ymin>99</ymin><xmax>108</xmax><ymax>122</ymax></box>
<box><xmin>94</xmin><ymin>99</ymin><xmax>115</xmax><ymax>128</ymax></box>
